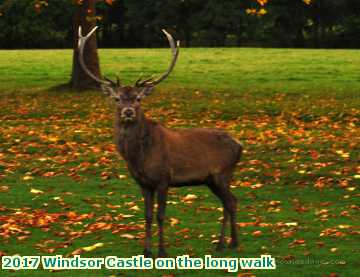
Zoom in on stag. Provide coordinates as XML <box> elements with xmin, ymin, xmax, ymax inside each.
<box><xmin>78</xmin><ymin>26</ymin><xmax>242</xmax><ymax>257</ymax></box>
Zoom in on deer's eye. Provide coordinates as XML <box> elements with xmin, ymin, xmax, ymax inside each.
<box><xmin>114</xmin><ymin>97</ymin><xmax>121</xmax><ymax>102</ymax></box>
<box><xmin>136</xmin><ymin>95</ymin><xmax>142</xmax><ymax>101</ymax></box>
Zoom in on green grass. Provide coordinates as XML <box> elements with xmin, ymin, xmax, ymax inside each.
<box><xmin>1</xmin><ymin>48</ymin><xmax>360</xmax><ymax>95</ymax></box>
<box><xmin>0</xmin><ymin>48</ymin><xmax>359</xmax><ymax>277</ymax></box>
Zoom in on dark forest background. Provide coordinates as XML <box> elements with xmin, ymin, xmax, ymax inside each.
<box><xmin>1</xmin><ymin>0</ymin><xmax>360</xmax><ymax>49</ymax></box>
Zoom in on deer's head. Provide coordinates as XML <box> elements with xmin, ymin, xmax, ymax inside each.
<box><xmin>78</xmin><ymin>26</ymin><xmax>179</xmax><ymax>123</ymax></box>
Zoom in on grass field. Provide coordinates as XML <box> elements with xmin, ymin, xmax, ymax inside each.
<box><xmin>0</xmin><ymin>48</ymin><xmax>359</xmax><ymax>277</ymax></box>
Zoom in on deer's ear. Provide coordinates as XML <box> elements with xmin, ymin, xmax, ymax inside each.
<box><xmin>100</xmin><ymin>84</ymin><xmax>115</xmax><ymax>97</ymax></box>
<box><xmin>140</xmin><ymin>86</ymin><xmax>154</xmax><ymax>98</ymax></box>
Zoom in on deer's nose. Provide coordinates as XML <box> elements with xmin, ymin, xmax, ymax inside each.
<box><xmin>123</xmin><ymin>108</ymin><xmax>135</xmax><ymax>117</ymax></box>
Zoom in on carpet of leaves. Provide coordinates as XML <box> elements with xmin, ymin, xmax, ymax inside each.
<box><xmin>0</xmin><ymin>90</ymin><xmax>359</xmax><ymax>276</ymax></box>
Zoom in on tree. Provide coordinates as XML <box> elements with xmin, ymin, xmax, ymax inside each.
<box><xmin>1</xmin><ymin>0</ymin><xmax>360</xmax><ymax>54</ymax></box>
<box><xmin>0</xmin><ymin>0</ymin><xmax>105</xmax><ymax>90</ymax></box>
<box><xmin>0</xmin><ymin>0</ymin><xmax>72</xmax><ymax>48</ymax></box>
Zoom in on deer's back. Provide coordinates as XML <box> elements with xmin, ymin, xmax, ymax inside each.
<box><xmin>144</xmin><ymin>125</ymin><xmax>242</xmax><ymax>185</ymax></box>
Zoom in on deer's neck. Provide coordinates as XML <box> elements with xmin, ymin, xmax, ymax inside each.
<box><xmin>115</xmin><ymin>111</ymin><xmax>153</xmax><ymax>180</ymax></box>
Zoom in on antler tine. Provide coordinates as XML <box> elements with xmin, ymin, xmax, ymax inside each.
<box><xmin>136</xmin><ymin>76</ymin><xmax>155</xmax><ymax>87</ymax></box>
<box><xmin>78</xmin><ymin>26</ymin><xmax>112</xmax><ymax>86</ymax></box>
<box><xmin>104</xmin><ymin>76</ymin><xmax>116</xmax><ymax>85</ymax></box>
<box><xmin>137</xmin><ymin>29</ymin><xmax>180</xmax><ymax>87</ymax></box>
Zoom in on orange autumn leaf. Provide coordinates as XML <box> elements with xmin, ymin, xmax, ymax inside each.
<box><xmin>252</xmin><ymin>230</ymin><xmax>262</xmax><ymax>236</ymax></box>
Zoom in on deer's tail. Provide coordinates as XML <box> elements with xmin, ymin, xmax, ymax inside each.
<box><xmin>230</xmin><ymin>137</ymin><xmax>243</xmax><ymax>165</ymax></box>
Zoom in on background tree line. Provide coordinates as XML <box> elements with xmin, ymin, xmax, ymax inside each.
<box><xmin>1</xmin><ymin>0</ymin><xmax>360</xmax><ymax>49</ymax></box>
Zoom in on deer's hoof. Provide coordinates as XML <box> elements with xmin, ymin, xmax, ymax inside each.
<box><xmin>143</xmin><ymin>249</ymin><xmax>152</xmax><ymax>258</ymax></box>
<box><xmin>158</xmin><ymin>249</ymin><xmax>168</xmax><ymax>258</ymax></box>
<box><xmin>215</xmin><ymin>243</ymin><xmax>225</xmax><ymax>252</ymax></box>
<box><xmin>228</xmin><ymin>240</ymin><xmax>239</xmax><ymax>249</ymax></box>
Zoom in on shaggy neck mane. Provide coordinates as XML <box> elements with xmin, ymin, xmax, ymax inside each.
<box><xmin>115</xmin><ymin>110</ymin><xmax>154</xmax><ymax>179</ymax></box>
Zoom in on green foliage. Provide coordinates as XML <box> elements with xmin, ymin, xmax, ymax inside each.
<box><xmin>1</xmin><ymin>0</ymin><xmax>360</xmax><ymax>48</ymax></box>
<box><xmin>0</xmin><ymin>0</ymin><xmax>72</xmax><ymax>48</ymax></box>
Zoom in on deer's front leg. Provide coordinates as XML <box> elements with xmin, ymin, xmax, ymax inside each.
<box><xmin>157</xmin><ymin>185</ymin><xmax>168</xmax><ymax>257</ymax></box>
<box><xmin>142</xmin><ymin>187</ymin><xmax>154</xmax><ymax>257</ymax></box>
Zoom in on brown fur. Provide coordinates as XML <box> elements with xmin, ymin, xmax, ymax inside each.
<box><xmin>114</xmin><ymin>102</ymin><xmax>242</xmax><ymax>257</ymax></box>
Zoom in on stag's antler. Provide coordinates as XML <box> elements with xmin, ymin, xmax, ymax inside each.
<box><xmin>78</xmin><ymin>26</ymin><xmax>179</xmax><ymax>90</ymax></box>
<box><xmin>135</xmin><ymin>29</ymin><xmax>180</xmax><ymax>88</ymax></box>
<box><xmin>78</xmin><ymin>26</ymin><xmax>114</xmax><ymax>86</ymax></box>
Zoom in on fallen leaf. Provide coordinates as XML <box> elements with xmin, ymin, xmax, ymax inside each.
<box><xmin>17</xmin><ymin>235</ymin><xmax>30</xmax><ymax>241</ymax></box>
<box><xmin>170</xmin><ymin>217</ymin><xmax>180</xmax><ymax>227</ymax></box>
<box><xmin>252</xmin><ymin>230</ymin><xmax>262</xmax><ymax>236</ymax></box>
<box><xmin>82</xmin><ymin>242</ymin><xmax>104</xmax><ymax>252</ymax></box>
<box><xmin>120</xmin><ymin>234</ymin><xmax>135</xmax><ymax>239</ymax></box>
<box><xmin>69</xmin><ymin>248</ymin><xmax>83</xmax><ymax>256</ymax></box>
<box><xmin>175</xmin><ymin>228</ymin><xmax>189</xmax><ymax>235</ymax></box>
<box><xmin>30</xmin><ymin>188</ymin><xmax>44</xmax><ymax>194</ymax></box>
<box><xmin>269</xmin><ymin>200</ymin><xmax>281</xmax><ymax>206</ymax></box>
<box><xmin>182</xmin><ymin>194</ymin><xmax>198</xmax><ymax>202</ymax></box>
<box><xmin>129</xmin><ymin>205</ymin><xmax>140</xmax><ymax>211</ymax></box>
<box><xmin>284</xmin><ymin>222</ymin><xmax>298</xmax><ymax>227</ymax></box>
<box><xmin>293</xmin><ymin>239</ymin><xmax>306</xmax><ymax>245</ymax></box>
<box><xmin>0</xmin><ymin>186</ymin><xmax>9</xmax><ymax>192</ymax></box>
<box><xmin>282</xmin><ymin>231</ymin><xmax>295</xmax><ymax>238</ymax></box>
<box><xmin>251</xmin><ymin>183</ymin><xmax>263</xmax><ymax>189</ymax></box>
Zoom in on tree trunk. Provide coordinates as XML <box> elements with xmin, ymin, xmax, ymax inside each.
<box><xmin>70</xmin><ymin>0</ymin><xmax>101</xmax><ymax>90</ymax></box>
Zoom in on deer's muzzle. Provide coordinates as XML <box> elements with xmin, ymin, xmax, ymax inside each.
<box><xmin>121</xmin><ymin>107</ymin><xmax>136</xmax><ymax>122</ymax></box>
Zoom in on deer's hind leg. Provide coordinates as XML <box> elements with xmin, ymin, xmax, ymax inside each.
<box><xmin>208</xmin><ymin>169</ymin><xmax>238</xmax><ymax>250</ymax></box>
